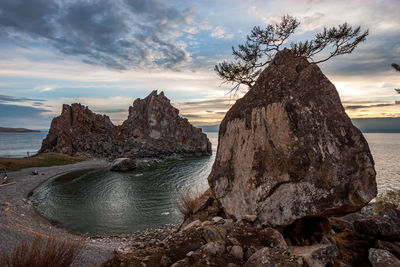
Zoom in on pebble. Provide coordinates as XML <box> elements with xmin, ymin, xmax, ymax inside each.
<box><xmin>212</xmin><ymin>216</ymin><xmax>224</xmax><ymax>223</ymax></box>
<box><xmin>230</xmin><ymin>245</ymin><xmax>244</xmax><ymax>260</ymax></box>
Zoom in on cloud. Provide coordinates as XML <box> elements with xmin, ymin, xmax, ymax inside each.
<box><xmin>0</xmin><ymin>103</ymin><xmax>51</xmax><ymax>128</ymax></box>
<box><xmin>211</xmin><ymin>26</ymin><xmax>233</xmax><ymax>39</ymax></box>
<box><xmin>181</xmin><ymin>114</ymin><xmax>202</xmax><ymax>118</ymax></box>
<box><xmin>0</xmin><ymin>0</ymin><xmax>193</xmax><ymax>70</ymax></box>
<box><xmin>345</xmin><ymin>103</ymin><xmax>399</xmax><ymax>110</ymax></box>
<box><xmin>0</xmin><ymin>95</ymin><xmax>45</xmax><ymax>103</ymax></box>
<box><xmin>199</xmin><ymin>22</ymin><xmax>212</xmax><ymax>30</ymax></box>
<box><xmin>183</xmin><ymin>26</ymin><xmax>199</xmax><ymax>34</ymax></box>
<box><xmin>302</xmin><ymin>12</ymin><xmax>325</xmax><ymax>31</ymax></box>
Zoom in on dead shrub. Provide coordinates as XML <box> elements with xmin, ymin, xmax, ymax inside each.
<box><xmin>0</xmin><ymin>234</ymin><xmax>83</xmax><ymax>267</ymax></box>
<box><xmin>374</xmin><ymin>189</ymin><xmax>400</xmax><ymax>214</ymax></box>
<box><xmin>177</xmin><ymin>189</ymin><xmax>204</xmax><ymax>219</ymax></box>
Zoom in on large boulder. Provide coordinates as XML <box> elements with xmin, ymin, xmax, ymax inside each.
<box><xmin>40</xmin><ymin>91</ymin><xmax>211</xmax><ymax>159</ymax></box>
<box><xmin>208</xmin><ymin>49</ymin><xmax>377</xmax><ymax>227</ymax></box>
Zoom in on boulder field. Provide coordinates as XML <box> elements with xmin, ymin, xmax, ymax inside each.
<box><xmin>39</xmin><ymin>90</ymin><xmax>212</xmax><ymax>160</ymax></box>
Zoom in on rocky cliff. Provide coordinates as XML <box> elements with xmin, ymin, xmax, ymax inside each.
<box><xmin>119</xmin><ymin>90</ymin><xmax>211</xmax><ymax>158</ymax></box>
<box><xmin>40</xmin><ymin>91</ymin><xmax>211</xmax><ymax>159</ymax></box>
<box><xmin>208</xmin><ymin>49</ymin><xmax>377</xmax><ymax>227</ymax></box>
<box><xmin>39</xmin><ymin>104</ymin><xmax>118</xmax><ymax>157</ymax></box>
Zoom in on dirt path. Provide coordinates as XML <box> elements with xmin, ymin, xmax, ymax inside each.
<box><xmin>0</xmin><ymin>160</ymin><xmax>129</xmax><ymax>267</ymax></box>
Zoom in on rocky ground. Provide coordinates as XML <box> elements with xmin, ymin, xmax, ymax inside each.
<box><xmin>102</xmin><ymin>191</ymin><xmax>400</xmax><ymax>267</ymax></box>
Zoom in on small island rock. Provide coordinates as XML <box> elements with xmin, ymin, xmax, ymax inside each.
<box><xmin>109</xmin><ymin>158</ymin><xmax>137</xmax><ymax>171</ymax></box>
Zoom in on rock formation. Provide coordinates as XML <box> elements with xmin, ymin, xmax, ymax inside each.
<box><xmin>40</xmin><ymin>91</ymin><xmax>211</xmax><ymax>159</ymax></box>
<box><xmin>39</xmin><ymin>104</ymin><xmax>118</xmax><ymax>157</ymax></box>
<box><xmin>208</xmin><ymin>49</ymin><xmax>377</xmax><ymax>227</ymax></box>
<box><xmin>119</xmin><ymin>90</ymin><xmax>211</xmax><ymax>158</ymax></box>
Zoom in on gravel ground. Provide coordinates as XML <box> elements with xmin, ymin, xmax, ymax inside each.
<box><xmin>0</xmin><ymin>160</ymin><xmax>153</xmax><ymax>267</ymax></box>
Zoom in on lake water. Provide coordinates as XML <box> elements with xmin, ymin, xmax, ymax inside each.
<box><xmin>0</xmin><ymin>132</ymin><xmax>48</xmax><ymax>158</ymax></box>
<box><xmin>1</xmin><ymin>132</ymin><xmax>399</xmax><ymax>236</ymax></box>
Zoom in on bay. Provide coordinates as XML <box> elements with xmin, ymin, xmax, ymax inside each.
<box><xmin>1</xmin><ymin>132</ymin><xmax>398</xmax><ymax>236</ymax></box>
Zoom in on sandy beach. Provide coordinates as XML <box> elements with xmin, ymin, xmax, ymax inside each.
<box><xmin>0</xmin><ymin>160</ymin><xmax>125</xmax><ymax>266</ymax></box>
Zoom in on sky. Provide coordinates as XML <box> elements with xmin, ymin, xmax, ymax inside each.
<box><xmin>0</xmin><ymin>0</ymin><xmax>399</xmax><ymax>129</ymax></box>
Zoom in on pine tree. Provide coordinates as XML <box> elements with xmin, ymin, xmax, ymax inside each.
<box><xmin>215</xmin><ymin>15</ymin><xmax>369</xmax><ymax>93</ymax></box>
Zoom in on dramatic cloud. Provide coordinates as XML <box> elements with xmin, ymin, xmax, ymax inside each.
<box><xmin>0</xmin><ymin>0</ymin><xmax>193</xmax><ymax>69</ymax></box>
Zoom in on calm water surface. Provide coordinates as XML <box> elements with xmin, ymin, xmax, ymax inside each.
<box><xmin>30</xmin><ymin>133</ymin><xmax>218</xmax><ymax>236</ymax></box>
<box><xmin>0</xmin><ymin>132</ymin><xmax>48</xmax><ymax>157</ymax></box>
<box><xmin>19</xmin><ymin>132</ymin><xmax>400</xmax><ymax>236</ymax></box>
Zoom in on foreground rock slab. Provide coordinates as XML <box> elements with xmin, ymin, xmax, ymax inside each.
<box><xmin>208</xmin><ymin>49</ymin><xmax>377</xmax><ymax>227</ymax></box>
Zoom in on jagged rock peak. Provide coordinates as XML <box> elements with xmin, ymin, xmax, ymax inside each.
<box><xmin>40</xmin><ymin>91</ymin><xmax>212</xmax><ymax>159</ymax></box>
<box><xmin>121</xmin><ymin>90</ymin><xmax>211</xmax><ymax>157</ymax></box>
<box><xmin>40</xmin><ymin>103</ymin><xmax>116</xmax><ymax>157</ymax></box>
<box><xmin>208</xmin><ymin>49</ymin><xmax>377</xmax><ymax>227</ymax></box>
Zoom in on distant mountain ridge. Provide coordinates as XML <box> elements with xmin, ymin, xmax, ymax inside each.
<box><xmin>0</xmin><ymin>127</ymin><xmax>40</xmax><ymax>133</ymax></box>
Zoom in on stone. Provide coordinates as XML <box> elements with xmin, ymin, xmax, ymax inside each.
<box><xmin>259</xmin><ymin>227</ymin><xmax>288</xmax><ymax>249</ymax></box>
<box><xmin>330</xmin><ymin>217</ymin><xmax>355</xmax><ymax>233</ymax></box>
<box><xmin>368</xmin><ymin>248</ymin><xmax>400</xmax><ymax>267</ymax></box>
<box><xmin>40</xmin><ymin>91</ymin><xmax>212</xmax><ymax>159</ymax></box>
<box><xmin>183</xmin><ymin>220</ymin><xmax>202</xmax><ymax>231</ymax></box>
<box><xmin>230</xmin><ymin>245</ymin><xmax>244</xmax><ymax>260</ymax></box>
<box><xmin>203</xmin><ymin>226</ymin><xmax>226</xmax><ymax>243</ymax></box>
<box><xmin>290</xmin><ymin>243</ymin><xmax>338</xmax><ymax>267</ymax></box>
<box><xmin>354</xmin><ymin>208</ymin><xmax>400</xmax><ymax>241</ymax></box>
<box><xmin>208</xmin><ymin>49</ymin><xmax>376</xmax><ymax>227</ymax></box>
<box><xmin>212</xmin><ymin>216</ymin><xmax>224</xmax><ymax>223</ymax></box>
<box><xmin>109</xmin><ymin>158</ymin><xmax>136</xmax><ymax>171</ymax></box>
<box><xmin>160</xmin><ymin>255</ymin><xmax>171</xmax><ymax>267</ymax></box>
<box><xmin>243</xmin><ymin>215</ymin><xmax>257</xmax><ymax>223</ymax></box>
<box><xmin>375</xmin><ymin>240</ymin><xmax>400</xmax><ymax>259</ymax></box>
<box><xmin>202</xmin><ymin>241</ymin><xmax>226</xmax><ymax>255</ymax></box>
<box><xmin>244</xmin><ymin>247</ymin><xmax>303</xmax><ymax>267</ymax></box>
<box><xmin>332</xmin><ymin>231</ymin><xmax>375</xmax><ymax>267</ymax></box>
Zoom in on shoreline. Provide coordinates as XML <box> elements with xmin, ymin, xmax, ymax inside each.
<box><xmin>0</xmin><ymin>160</ymin><xmax>179</xmax><ymax>266</ymax></box>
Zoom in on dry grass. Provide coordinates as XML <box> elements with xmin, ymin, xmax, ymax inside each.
<box><xmin>177</xmin><ymin>189</ymin><xmax>205</xmax><ymax>219</ymax></box>
<box><xmin>0</xmin><ymin>153</ymin><xmax>85</xmax><ymax>172</ymax></box>
<box><xmin>374</xmin><ymin>189</ymin><xmax>400</xmax><ymax>214</ymax></box>
<box><xmin>0</xmin><ymin>234</ymin><xmax>83</xmax><ymax>267</ymax></box>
